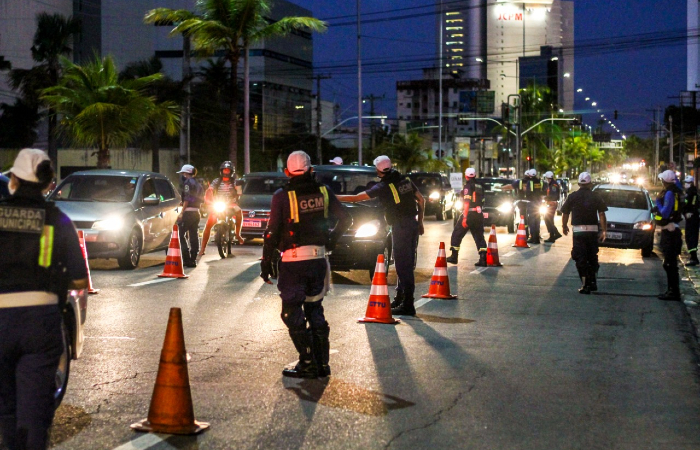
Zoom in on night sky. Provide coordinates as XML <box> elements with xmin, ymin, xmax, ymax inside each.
<box><xmin>292</xmin><ymin>0</ymin><xmax>687</xmax><ymax>139</ymax></box>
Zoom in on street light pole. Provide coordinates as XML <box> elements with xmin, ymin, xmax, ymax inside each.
<box><xmin>357</xmin><ymin>0</ymin><xmax>363</xmax><ymax>165</ymax></box>
<box><xmin>669</xmin><ymin>115</ymin><xmax>674</xmax><ymax>169</ymax></box>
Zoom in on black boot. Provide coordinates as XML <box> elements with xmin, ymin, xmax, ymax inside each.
<box><xmin>577</xmin><ymin>267</ymin><xmax>591</xmax><ymax>294</ymax></box>
<box><xmin>659</xmin><ymin>265</ymin><xmax>681</xmax><ymax>301</ymax></box>
<box><xmin>474</xmin><ymin>251</ymin><xmax>487</xmax><ymax>267</ymax></box>
<box><xmin>446</xmin><ymin>247</ymin><xmax>459</xmax><ymax>264</ymax></box>
<box><xmin>391</xmin><ymin>290</ymin><xmax>404</xmax><ymax>308</ymax></box>
<box><xmin>283</xmin><ymin>329</ymin><xmax>319</xmax><ymax>378</ymax></box>
<box><xmin>688</xmin><ymin>251</ymin><xmax>699</xmax><ymax>266</ymax></box>
<box><xmin>311</xmin><ymin>326</ymin><xmax>331</xmax><ymax>377</ymax></box>
<box><xmin>392</xmin><ymin>294</ymin><xmax>416</xmax><ymax>316</ymax></box>
<box><xmin>588</xmin><ymin>269</ymin><xmax>598</xmax><ymax>292</ymax></box>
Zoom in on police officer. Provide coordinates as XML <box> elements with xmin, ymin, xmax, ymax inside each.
<box><xmin>655</xmin><ymin>169</ymin><xmax>684</xmax><ymax>300</ymax></box>
<box><xmin>337</xmin><ymin>155</ymin><xmax>425</xmax><ymax>316</ymax></box>
<box><xmin>446</xmin><ymin>167</ymin><xmax>487</xmax><ymax>266</ymax></box>
<box><xmin>261</xmin><ymin>151</ymin><xmax>351</xmax><ymax>378</ymax></box>
<box><xmin>176</xmin><ymin>164</ymin><xmax>204</xmax><ymax>268</ymax></box>
<box><xmin>683</xmin><ymin>174</ymin><xmax>700</xmax><ymax>266</ymax></box>
<box><xmin>504</xmin><ymin>169</ymin><xmax>543</xmax><ymax>243</ymax></box>
<box><xmin>561</xmin><ymin>172</ymin><xmax>608</xmax><ymax>294</ymax></box>
<box><xmin>0</xmin><ymin>149</ymin><xmax>88</xmax><ymax>450</ymax></box>
<box><xmin>542</xmin><ymin>171</ymin><xmax>563</xmax><ymax>243</ymax></box>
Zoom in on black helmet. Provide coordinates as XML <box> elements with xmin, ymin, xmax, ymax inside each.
<box><xmin>220</xmin><ymin>161</ymin><xmax>234</xmax><ymax>178</ymax></box>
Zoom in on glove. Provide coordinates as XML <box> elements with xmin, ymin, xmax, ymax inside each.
<box><xmin>260</xmin><ymin>258</ymin><xmax>273</xmax><ymax>284</ymax></box>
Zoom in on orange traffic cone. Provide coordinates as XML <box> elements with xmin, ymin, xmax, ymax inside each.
<box><xmin>512</xmin><ymin>215</ymin><xmax>530</xmax><ymax>248</ymax></box>
<box><xmin>358</xmin><ymin>255</ymin><xmax>400</xmax><ymax>324</ymax></box>
<box><xmin>131</xmin><ymin>308</ymin><xmax>209</xmax><ymax>435</ymax></box>
<box><xmin>486</xmin><ymin>225</ymin><xmax>503</xmax><ymax>267</ymax></box>
<box><xmin>422</xmin><ymin>242</ymin><xmax>458</xmax><ymax>299</ymax></box>
<box><xmin>158</xmin><ymin>224</ymin><xmax>189</xmax><ymax>279</ymax></box>
<box><xmin>77</xmin><ymin>230</ymin><xmax>99</xmax><ymax>294</ymax></box>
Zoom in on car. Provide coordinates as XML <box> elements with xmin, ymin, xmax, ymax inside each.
<box><xmin>407</xmin><ymin>172</ymin><xmax>455</xmax><ymax>220</ymax></box>
<box><xmin>592</xmin><ymin>183</ymin><xmax>655</xmax><ymax>257</ymax></box>
<box><xmin>48</xmin><ymin>170</ymin><xmax>182</xmax><ymax>269</ymax></box>
<box><xmin>56</xmin><ymin>288</ymin><xmax>88</xmax><ymax>407</ymax></box>
<box><xmin>238</xmin><ymin>172</ymin><xmax>289</xmax><ymax>241</ymax></box>
<box><xmin>313</xmin><ymin>165</ymin><xmax>393</xmax><ymax>280</ymax></box>
<box><xmin>452</xmin><ymin>178</ymin><xmax>518</xmax><ymax>233</ymax></box>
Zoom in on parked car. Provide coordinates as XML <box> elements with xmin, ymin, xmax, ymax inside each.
<box><xmin>314</xmin><ymin>165</ymin><xmax>393</xmax><ymax>280</ymax></box>
<box><xmin>56</xmin><ymin>288</ymin><xmax>88</xmax><ymax>406</ymax></box>
<box><xmin>452</xmin><ymin>178</ymin><xmax>518</xmax><ymax>233</ymax></box>
<box><xmin>48</xmin><ymin>170</ymin><xmax>182</xmax><ymax>269</ymax></box>
<box><xmin>407</xmin><ymin>172</ymin><xmax>455</xmax><ymax>220</ymax></box>
<box><xmin>238</xmin><ymin>172</ymin><xmax>288</xmax><ymax>241</ymax></box>
<box><xmin>592</xmin><ymin>183</ymin><xmax>655</xmax><ymax>257</ymax></box>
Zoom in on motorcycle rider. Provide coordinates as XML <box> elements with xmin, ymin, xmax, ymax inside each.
<box><xmin>198</xmin><ymin>161</ymin><xmax>242</xmax><ymax>261</ymax></box>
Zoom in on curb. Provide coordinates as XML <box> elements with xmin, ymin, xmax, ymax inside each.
<box><xmin>680</xmin><ymin>253</ymin><xmax>700</xmax><ymax>343</ymax></box>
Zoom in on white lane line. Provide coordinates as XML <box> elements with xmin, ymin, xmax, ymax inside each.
<box><xmin>414</xmin><ymin>298</ymin><xmax>433</xmax><ymax>309</ymax></box>
<box><xmin>502</xmin><ymin>251</ymin><xmax>516</xmax><ymax>258</ymax></box>
<box><xmin>112</xmin><ymin>433</ymin><xmax>176</xmax><ymax>450</ymax></box>
<box><xmin>128</xmin><ymin>278</ymin><xmax>177</xmax><ymax>287</ymax></box>
<box><xmin>244</xmin><ymin>261</ymin><xmax>260</xmax><ymax>266</ymax></box>
<box><xmin>85</xmin><ymin>336</ymin><xmax>135</xmax><ymax>340</ymax></box>
<box><xmin>470</xmin><ymin>267</ymin><xmax>489</xmax><ymax>275</ymax></box>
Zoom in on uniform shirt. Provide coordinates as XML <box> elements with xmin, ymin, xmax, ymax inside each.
<box><xmin>461</xmin><ymin>178</ymin><xmax>484</xmax><ymax>213</ymax></box>
<box><xmin>0</xmin><ymin>174</ymin><xmax>9</xmax><ymax>200</ymax></box>
<box><xmin>657</xmin><ymin>190</ymin><xmax>677</xmax><ymax>220</ymax></box>
<box><xmin>544</xmin><ymin>180</ymin><xmax>561</xmax><ymax>203</ymax></box>
<box><xmin>211</xmin><ymin>177</ymin><xmax>239</xmax><ymax>204</ymax></box>
<box><xmin>561</xmin><ymin>186</ymin><xmax>607</xmax><ymax>226</ymax></box>
<box><xmin>365</xmin><ymin>170</ymin><xmax>419</xmax><ymax>224</ymax></box>
<box><xmin>181</xmin><ymin>177</ymin><xmax>203</xmax><ymax>208</ymax></box>
<box><xmin>684</xmin><ymin>185</ymin><xmax>698</xmax><ymax>214</ymax></box>
<box><xmin>511</xmin><ymin>177</ymin><xmax>543</xmax><ymax>201</ymax></box>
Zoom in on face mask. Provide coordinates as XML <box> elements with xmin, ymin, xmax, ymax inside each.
<box><xmin>8</xmin><ymin>184</ymin><xmax>16</xmax><ymax>195</ymax></box>
<box><xmin>685</xmin><ymin>183</ymin><xmax>691</xmax><ymax>189</ymax></box>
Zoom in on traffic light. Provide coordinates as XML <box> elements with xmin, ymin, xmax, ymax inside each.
<box><xmin>614</xmin><ymin>110</ymin><xmax>618</xmax><ymax>120</ymax></box>
<box><xmin>526</xmin><ymin>156</ymin><xmax>531</xmax><ymax>161</ymax></box>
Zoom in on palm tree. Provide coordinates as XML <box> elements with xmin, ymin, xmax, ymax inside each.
<box><xmin>41</xmin><ymin>55</ymin><xmax>179</xmax><ymax>169</ymax></box>
<box><xmin>9</xmin><ymin>13</ymin><xmax>81</xmax><ymax>167</ymax></box>
<box><xmin>145</xmin><ymin>0</ymin><xmax>326</xmax><ymax>173</ymax></box>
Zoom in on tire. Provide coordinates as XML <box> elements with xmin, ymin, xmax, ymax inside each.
<box><xmin>641</xmin><ymin>240</ymin><xmax>654</xmax><ymax>257</ymax></box>
<box><xmin>226</xmin><ymin>224</ymin><xmax>234</xmax><ymax>257</ymax></box>
<box><xmin>507</xmin><ymin>214</ymin><xmax>516</xmax><ymax>233</ymax></box>
<box><xmin>117</xmin><ymin>229</ymin><xmax>141</xmax><ymax>269</ymax></box>
<box><xmin>216</xmin><ymin>223</ymin><xmax>230</xmax><ymax>259</ymax></box>
<box><xmin>55</xmin><ymin>319</ymin><xmax>71</xmax><ymax>408</ymax></box>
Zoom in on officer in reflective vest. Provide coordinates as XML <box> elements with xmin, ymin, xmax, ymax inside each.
<box><xmin>561</xmin><ymin>172</ymin><xmax>608</xmax><ymax>294</ymax></box>
<box><xmin>542</xmin><ymin>171</ymin><xmax>563</xmax><ymax>243</ymax></box>
<box><xmin>0</xmin><ymin>149</ymin><xmax>88</xmax><ymax>450</ymax></box>
<box><xmin>683</xmin><ymin>175</ymin><xmax>700</xmax><ymax>266</ymax></box>
<box><xmin>446</xmin><ymin>167</ymin><xmax>487</xmax><ymax>266</ymax></box>
<box><xmin>261</xmin><ymin>151</ymin><xmax>351</xmax><ymax>379</ymax></box>
<box><xmin>654</xmin><ymin>170</ymin><xmax>684</xmax><ymax>300</ymax></box>
<box><xmin>337</xmin><ymin>155</ymin><xmax>425</xmax><ymax>316</ymax></box>
<box><xmin>503</xmin><ymin>169</ymin><xmax>543</xmax><ymax>243</ymax></box>
<box><xmin>176</xmin><ymin>164</ymin><xmax>204</xmax><ymax>268</ymax></box>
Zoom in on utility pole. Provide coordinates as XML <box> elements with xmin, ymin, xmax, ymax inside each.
<box><xmin>363</xmin><ymin>94</ymin><xmax>385</xmax><ymax>151</ymax></box>
<box><xmin>309</xmin><ymin>74</ymin><xmax>331</xmax><ymax>164</ymax></box>
<box><xmin>357</xmin><ymin>0</ymin><xmax>363</xmax><ymax>165</ymax></box>
<box><xmin>180</xmin><ymin>35</ymin><xmax>191</xmax><ymax>166</ymax></box>
<box><xmin>670</xmin><ymin>115</ymin><xmax>674</xmax><ymax>169</ymax></box>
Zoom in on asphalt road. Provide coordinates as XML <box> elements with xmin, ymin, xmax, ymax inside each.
<box><xmin>48</xmin><ymin>217</ymin><xmax>700</xmax><ymax>450</ymax></box>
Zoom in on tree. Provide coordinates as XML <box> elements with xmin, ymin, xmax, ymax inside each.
<box><xmin>0</xmin><ymin>100</ymin><xmax>41</xmax><ymax>149</ymax></box>
<box><xmin>8</xmin><ymin>13</ymin><xmax>81</xmax><ymax>167</ymax></box>
<box><xmin>145</xmin><ymin>0</ymin><xmax>326</xmax><ymax>174</ymax></box>
<box><xmin>42</xmin><ymin>55</ymin><xmax>179</xmax><ymax>168</ymax></box>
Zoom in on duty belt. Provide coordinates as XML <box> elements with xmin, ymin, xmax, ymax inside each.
<box><xmin>184</xmin><ymin>207</ymin><xmax>200</xmax><ymax>212</ymax></box>
<box><xmin>282</xmin><ymin>245</ymin><xmax>326</xmax><ymax>262</ymax></box>
<box><xmin>0</xmin><ymin>291</ymin><xmax>59</xmax><ymax>308</ymax></box>
<box><xmin>572</xmin><ymin>225</ymin><xmax>598</xmax><ymax>232</ymax></box>
<box><xmin>659</xmin><ymin>223</ymin><xmax>679</xmax><ymax>231</ymax></box>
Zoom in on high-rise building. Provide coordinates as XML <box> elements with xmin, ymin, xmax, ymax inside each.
<box><xmin>688</xmin><ymin>0</ymin><xmax>700</xmax><ymax>91</ymax></box>
<box><xmin>438</xmin><ymin>0</ymin><xmax>574</xmax><ymax>113</ymax></box>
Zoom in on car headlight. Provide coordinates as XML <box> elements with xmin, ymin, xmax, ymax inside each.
<box><xmin>429</xmin><ymin>191</ymin><xmax>440</xmax><ymax>200</ymax></box>
<box><xmin>91</xmin><ymin>217</ymin><xmax>124</xmax><ymax>231</ymax></box>
<box><xmin>497</xmin><ymin>203</ymin><xmax>513</xmax><ymax>213</ymax></box>
<box><xmin>610</xmin><ymin>174</ymin><xmax>622</xmax><ymax>184</ymax></box>
<box><xmin>355</xmin><ymin>220</ymin><xmax>380</xmax><ymax>238</ymax></box>
<box><xmin>214</xmin><ymin>201</ymin><xmax>227</xmax><ymax>213</ymax></box>
<box><xmin>454</xmin><ymin>201</ymin><xmax>463</xmax><ymax>211</ymax></box>
<box><xmin>539</xmin><ymin>205</ymin><xmax>549</xmax><ymax>215</ymax></box>
<box><xmin>634</xmin><ymin>221</ymin><xmax>653</xmax><ymax>231</ymax></box>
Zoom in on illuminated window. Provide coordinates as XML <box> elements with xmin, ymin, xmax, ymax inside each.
<box><xmin>446</xmin><ymin>12</ymin><xmax>460</xmax><ymax>15</ymax></box>
<box><xmin>451</xmin><ymin>56</ymin><xmax>463</xmax><ymax>60</ymax></box>
<box><xmin>452</xmin><ymin>49</ymin><xmax>464</xmax><ymax>52</ymax></box>
<box><xmin>445</xmin><ymin>27</ymin><xmax>463</xmax><ymax>30</ymax></box>
<box><xmin>451</xmin><ymin>34</ymin><xmax>464</xmax><ymax>38</ymax></box>
<box><xmin>446</xmin><ymin>41</ymin><xmax>464</xmax><ymax>45</ymax></box>
<box><xmin>446</xmin><ymin>19</ymin><xmax>463</xmax><ymax>23</ymax></box>
<box><xmin>453</xmin><ymin>63</ymin><xmax>463</xmax><ymax>67</ymax></box>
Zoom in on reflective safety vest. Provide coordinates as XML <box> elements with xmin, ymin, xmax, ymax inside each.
<box><xmin>378</xmin><ymin>171</ymin><xmax>418</xmax><ymax>224</ymax></box>
<box><xmin>655</xmin><ymin>185</ymin><xmax>683</xmax><ymax>225</ymax></box>
<box><xmin>279</xmin><ymin>179</ymin><xmax>332</xmax><ymax>250</ymax></box>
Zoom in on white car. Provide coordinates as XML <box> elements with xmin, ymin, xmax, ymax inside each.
<box><xmin>56</xmin><ymin>288</ymin><xmax>88</xmax><ymax>406</ymax></box>
<box><xmin>592</xmin><ymin>183</ymin><xmax>655</xmax><ymax>257</ymax></box>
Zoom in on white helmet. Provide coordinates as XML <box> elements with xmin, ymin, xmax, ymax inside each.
<box><xmin>465</xmin><ymin>167</ymin><xmax>476</xmax><ymax>178</ymax></box>
<box><xmin>525</xmin><ymin>169</ymin><xmax>536</xmax><ymax>177</ymax></box>
<box><xmin>544</xmin><ymin>171</ymin><xmax>554</xmax><ymax>179</ymax></box>
<box><xmin>578</xmin><ymin>172</ymin><xmax>592</xmax><ymax>184</ymax></box>
<box><xmin>659</xmin><ymin>169</ymin><xmax>676</xmax><ymax>183</ymax></box>
<box><xmin>684</xmin><ymin>175</ymin><xmax>694</xmax><ymax>184</ymax></box>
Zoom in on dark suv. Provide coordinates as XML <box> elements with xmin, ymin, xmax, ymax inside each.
<box><xmin>407</xmin><ymin>172</ymin><xmax>455</xmax><ymax>220</ymax></box>
<box><xmin>452</xmin><ymin>178</ymin><xmax>518</xmax><ymax>233</ymax></box>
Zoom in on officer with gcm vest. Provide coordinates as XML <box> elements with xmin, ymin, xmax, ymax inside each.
<box><xmin>654</xmin><ymin>170</ymin><xmax>685</xmax><ymax>301</ymax></box>
<box><xmin>683</xmin><ymin>174</ymin><xmax>700</xmax><ymax>266</ymax></box>
<box><xmin>261</xmin><ymin>151</ymin><xmax>351</xmax><ymax>379</ymax></box>
<box><xmin>338</xmin><ymin>155</ymin><xmax>425</xmax><ymax>316</ymax></box>
<box><xmin>0</xmin><ymin>149</ymin><xmax>88</xmax><ymax>450</ymax></box>
<box><xmin>446</xmin><ymin>167</ymin><xmax>487</xmax><ymax>266</ymax></box>
<box><xmin>176</xmin><ymin>164</ymin><xmax>204</xmax><ymax>268</ymax></box>
<box><xmin>503</xmin><ymin>169</ymin><xmax>543</xmax><ymax>243</ymax></box>
<box><xmin>542</xmin><ymin>171</ymin><xmax>563</xmax><ymax>243</ymax></box>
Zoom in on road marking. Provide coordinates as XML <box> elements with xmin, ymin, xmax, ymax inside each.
<box><xmin>414</xmin><ymin>298</ymin><xmax>433</xmax><ymax>309</ymax></box>
<box><xmin>85</xmin><ymin>336</ymin><xmax>135</xmax><ymax>340</ymax></box>
<box><xmin>470</xmin><ymin>267</ymin><xmax>489</xmax><ymax>274</ymax></box>
<box><xmin>502</xmin><ymin>251</ymin><xmax>516</xmax><ymax>258</ymax></box>
<box><xmin>112</xmin><ymin>433</ymin><xmax>176</xmax><ymax>450</ymax></box>
<box><xmin>128</xmin><ymin>278</ymin><xmax>177</xmax><ymax>287</ymax></box>
<box><xmin>244</xmin><ymin>261</ymin><xmax>260</xmax><ymax>266</ymax></box>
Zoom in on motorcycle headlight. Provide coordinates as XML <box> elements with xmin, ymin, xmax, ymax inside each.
<box><xmin>429</xmin><ymin>191</ymin><xmax>440</xmax><ymax>200</ymax></box>
<box><xmin>497</xmin><ymin>203</ymin><xmax>512</xmax><ymax>213</ymax></box>
<box><xmin>91</xmin><ymin>217</ymin><xmax>124</xmax><ymax>231</ymax></box>
<box><xmin>539</xmin><ymin>205</ymin><xmax>549</xmax><ymax>215</ymax></box>
<box><xmin>355</xmin><ymin>220</ymin><xmax>380</xmax><ymax>238</ymax></box>
<box><xmin>634</xmin><ymin>221</ymin><xmax>653</xmax><ymax>231</ymax></box>
<box><xmin>214</xmin><ymin>201</ymin><xmax>227</xmax><ymax>213</ymax></box>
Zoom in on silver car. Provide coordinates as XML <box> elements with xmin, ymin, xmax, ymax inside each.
<box><xmin>56</xmin><ymin>288</ymin><xmax>88</xmax><ymax>406</ymax></box>
<box><xmin>48</xmin><ymin>170</ymin><xmax>182</xmax><ymax>269</ymax></box>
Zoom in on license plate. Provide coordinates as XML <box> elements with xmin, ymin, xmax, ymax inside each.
<box><xmin>243</xmin><ymin>220</ymin><xmax>262</xmax><ymax>228</ymax></box>
<box><xmin>607</xmin><ymin>231</ymin><xmax>623</xmax><ymax>240</ymax></box>
<box><xmin>83</xmin><ymin>233</ymin><xmax>98</xmax><ymax>242</ymax></box>
<box><xmin>483</xmin><ymin>213</ymin><xmax>489</xmax><ymax>219</ymax></box>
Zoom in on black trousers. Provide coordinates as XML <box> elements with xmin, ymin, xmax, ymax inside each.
<box><xmin>178</xmin><ymin>210</ymin><xmax>200</xmax><ymax>264</ymax></box>
<box><xmin>515</xmin><ymin>201</ymin><xmax>530</xmax><ymax>238</ymax></box>
<box><xmin>527</xmin><ymin>204</ymin><xmax>541</xmax><ymax>240</ymax></box>
<box><xmin>685</xmin><ymin>213</ymin><xmax>699</xmax><ymax>253</ymax></box>
<box><xmin>277</xmin><ymin>258</ymin><xmax>328</xmax><ymax>332</ymax></box>
<box><xmin>544</xmin><ymin>204</ymin><xmax>560</xmax><ymax>237</ymax></box>
<box><xmin>450</xmin><ymin>212</ymin><xmax>487</xmax><ymax>253</ymax></box>
<box><xmin>392</xmin><ymin>219</ymin><xmax>419</xmax><ymax>298</ymax></box>
<box><xmin>0</xmin><ymin>305</ymin><xmax>63</xmax><ymax>450</ymax></box>
<box><xmin>571</xmin><ymin>232</ymin><xmax>599</xmax><ymax>277</ymax></box>
<box><xmin>660</xmin><ymin>228</ymin><xmax>682</xmax><ymax>292</ymax></box>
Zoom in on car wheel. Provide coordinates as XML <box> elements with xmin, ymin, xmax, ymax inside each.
<box><xmin>117</xmin><ymin>229</ymin><xmax>142</xmax><ymax>270</ymax></box>
<box><xmin>436</xmin><ymin>203</ymin><xmax>445</xmax><ymax>221</ymax></box>
<box><xmin>55</xmin><ymin>318</ymin><xmax>71</xmax><ymax>408</ymax></box>
<box><xmin>641</xmin><ymin>240</ymin><xmax>654</xmax><ymax>257</ymax></box>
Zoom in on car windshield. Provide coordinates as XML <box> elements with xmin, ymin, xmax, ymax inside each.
<box><xmin>596</xmin><ymin>188</ymin><xmax>648</xmax><ymax>210</ymax></box>
<box><xmin>243</xmin><ymin>177</ymin><xmax>287</xmax><ymax>195</ymax></box>
<box><xmin>408</xmin><ymin>175</ymin><xmax>441</xmax><ymax>192</ymax></box>
<box><xmin>314</xmin><ymin>170</ymin><xmax>379</xmax><ymax>195</ymax></box>
<box><xmin>50</xmin><ymin>175</ymin><xmax>138</xmax><ymax>202</ymax></box>
<box><xmin>480</xmin><ymin>180</ymin><xmax>511</xmax><ymax>193</ymax></box>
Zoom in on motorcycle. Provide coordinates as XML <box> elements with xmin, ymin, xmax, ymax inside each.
<box><xmin>213</xmin><ymin>201</ymin><xmax>237</xmax><ymax>258</ymax></box>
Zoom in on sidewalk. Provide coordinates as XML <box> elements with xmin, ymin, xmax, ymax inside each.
<box><xmin>680</xmin><ymin>246</ymin><xmax>700</xmax><ymax>343</ymax></box>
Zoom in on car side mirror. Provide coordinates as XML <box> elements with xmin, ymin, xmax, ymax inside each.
<box><xmin>142</xmin><ymin>197</ymin><xmax>160</xmax><ymax>206</ymax></box>
<box><xmin>235</xmin><ymin>179</ymin><xmax>245</xmax><ymax>187</ymax></box>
